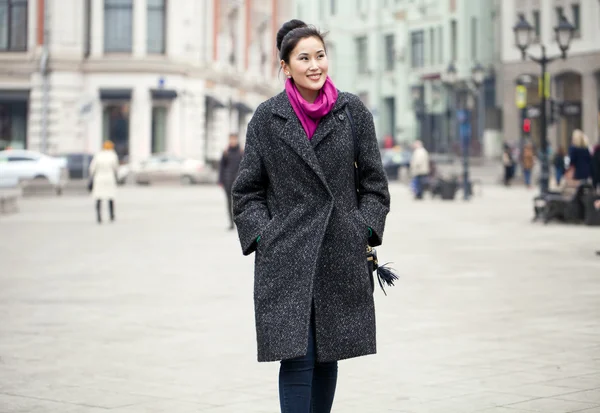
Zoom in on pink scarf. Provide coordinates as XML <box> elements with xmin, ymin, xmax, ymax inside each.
<box><xmin>285</xmin><ymin>76</ymin><xmax>339</xmax><ymax>140</ymax></box>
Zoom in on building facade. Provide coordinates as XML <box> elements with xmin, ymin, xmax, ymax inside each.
<box><xmin>0</xmin><ymin>0</ymin><xmax>293</xmax><ymax>165</ymax></box>
<box><xmin>296</xmin><ymin>0</ymin><xmax>500</xmax><ymax>155</ymax></box>
<box><xmin>499</xmin><ymin>0</ymin><xmax>600</xmax><ymax>150</ymax></box>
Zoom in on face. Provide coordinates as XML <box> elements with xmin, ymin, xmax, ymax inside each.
<box><xmin>281</xmin><ymin>36</ymin><xmax>329</xmax><ymax>103</ymax></box>
<box><xmin>229</xmin><ymin>135</ymin><xmax>239</xmax><ymax>147</ymax></box>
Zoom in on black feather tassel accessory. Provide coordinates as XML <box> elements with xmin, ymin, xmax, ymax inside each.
<box><xmin>367</xmin><ymin>246</ymin><xmax>398</xmax><ymax>295</ymax></box>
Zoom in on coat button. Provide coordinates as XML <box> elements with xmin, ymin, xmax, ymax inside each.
<box><xmin>338</xmin><ymin>114</ymin><xmax>345</xmax><ymax>120</ymax></box>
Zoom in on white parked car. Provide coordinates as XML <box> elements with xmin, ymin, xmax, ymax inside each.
<box><xmin>129</xmin><ymin>154</ymin><xmax>217</xmax><ymax>185</ymax></box>
<box><xmin>0</xmin><ymin>149</ymin><xmax>69</xmax><ymax>193</ymax></box>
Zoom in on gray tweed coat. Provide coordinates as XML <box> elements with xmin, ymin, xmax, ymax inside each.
<box><xmin>231</xmin><ymin>90</ymin><xmax>390</xmax><ymax>363</ymax></box>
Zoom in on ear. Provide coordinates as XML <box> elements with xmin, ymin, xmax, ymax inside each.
<box><xmin>280</xmin><ymin>60</ymin><xmax>290</xmax><ymax>77</ymax></box>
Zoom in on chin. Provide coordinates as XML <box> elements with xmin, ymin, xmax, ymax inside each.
<box><xmin>301</xmin><ymin>81</ymin><xmax>326</xmax><ymax>91</ymax></box>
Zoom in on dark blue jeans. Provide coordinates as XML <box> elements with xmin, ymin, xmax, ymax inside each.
<box><xmin>279</xmin><ymin>316</ymin><xmax>338</xmax><ymax>413</ymax></box>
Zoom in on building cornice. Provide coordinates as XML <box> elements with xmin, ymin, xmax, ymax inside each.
<box><xmin>0</xmin><ymin>53</ymin><xmax>282</xmax><ymax>96</ymax></box>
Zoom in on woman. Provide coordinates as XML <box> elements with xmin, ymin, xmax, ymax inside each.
<box><xmin>232</xmin><ymin>20</ymin><xmax>390</xmax><ymax>413</ymax></box>
<box><xmin>89</xmin><ymin>140</ymin><xmax>119</xmax><ymax>223</ymax></box>
<box><xmin>568</xmin><ymin>129</ymin><xmax>592</xmax><ymax>183</ymax></box>
<box><xmin>522</xmin><ymin>142</ymin><xmax>535</xmax><ymax>188</ymax></box>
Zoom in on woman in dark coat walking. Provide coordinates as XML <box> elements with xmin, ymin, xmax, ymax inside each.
<box><xmin>232</xmin><ymin>20</ymin><xmax>390</xmax><ymax>413</ymax></box>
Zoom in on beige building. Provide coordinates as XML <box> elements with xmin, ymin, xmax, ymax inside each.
<box><xmin>499</xmin><ymin>0</ymin><xmax>600</xmax><ymax>149</ymax></box>
<box><xmin>0</xmin><ymin>0</ymin><xmax>294</xmax><ymax>165</ymax></box>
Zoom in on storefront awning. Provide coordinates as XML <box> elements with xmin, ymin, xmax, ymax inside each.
<box><xmin>151</xmin><ymin>89</ymin><xmax>178</xmax><ymax>100</ymax></box>
<box><xmin>99</xmin><ymin>88</ymin><xmax>132</xmax><ymax>100</ymax></box>
<box><xmin>0</xmin><ymin>89</ymin><xmax>30</xmax><ymax>103</ymax></box>
<box><xmin>232</xmin><ymin>101</ymin><xmax>253</xmax><ymax>115</ymax></box>
<box><xmin>205</xmin><ymin>95</ymin><xmax>226</xmax><ymax>109</ymax></box>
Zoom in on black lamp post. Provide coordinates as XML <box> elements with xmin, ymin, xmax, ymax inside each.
<box><xmin>443</xmin><ymin>62</ymin><xmax>457</xmax><ymax>155</ymax></box>
<box><xmin>513</xmin><ymin>13</ymin><xmax>575</xmax><ymax>194</ymax></box>
<box><xmin>444</xmin><ymin>62</ymin><xmax>485</xmax><ymax>200</ymax></box>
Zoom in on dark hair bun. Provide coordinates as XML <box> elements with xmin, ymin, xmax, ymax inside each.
<box><xmin>276</xmin><ymin>19</ymin><xmax>307</xmax><ymax>51</ymax></box>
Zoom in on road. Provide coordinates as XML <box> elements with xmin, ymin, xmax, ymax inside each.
<box><xmin>1</xmin><ymin>183</ymin><xmax>599</xmax><ymax>412</ymax></box>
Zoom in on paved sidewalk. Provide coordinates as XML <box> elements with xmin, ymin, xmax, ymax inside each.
<box><xmin>0</xmin><ymin>184</ymin><xmax>599</xmax><ymax>412</ymax></box>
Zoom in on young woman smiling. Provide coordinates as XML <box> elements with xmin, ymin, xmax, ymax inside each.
<box><xmin>232</xmin><ymin>19</ymin><xmax>390</xmax><ymax>413</ymax></box>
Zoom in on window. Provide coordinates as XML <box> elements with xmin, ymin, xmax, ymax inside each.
<box><xmin>471</xmin><ymin>17</ymin><xmax>477</xmax><ymax>60</ymax></box>
<box><xmin>571</xmin><ymin>4</ymin><xmax>580</xmax><ymax>35</ymax></box>
<box><xmin>356</xmin><ymin>36</ymin><xmax>368</xmax><ymax>74</ymax></box>
<box><xmin>151</xmin><ymin>107</ymin><xmax>167</xmax><ymax>153</ymax></box>
<box><xmin>532</xmin><ymin>10</ymin><xmax>540</xmax><ymax>40</ymax></box>
<box><xmin>429</xmin><ymin>28</ymin><xmax>434</xmax><ymax>66</ymax></box>
<box><xmin>330</xmin><ymin>0</ymin><xmax>336</xmax><ymax>15</ymax></box>
<box><xmin>450</xmin><ymin>19</ymin><xmax>457</xmax><ymax>62</ymax></box>
<box><xmin>0</xmin><ymin>0</ymin><xmax>28</xmax><ymax>51</ymax></box>
<box><xmin>103</xmin><ymin>104</ymin><xmax>130</xmax><ymax>161</ymax></box>
<box><xmin>0</xmin><ymin>102</ymin><xmax>27</xmax><ymax>149</ymax></box>
<box><xmin>384</xmin><ymin>34</ymin><xmax>394</xmax><ymax>71</ymax></box>
<box><xmin>147</xmin><ymin>0</ymin><xmax>166</xmax><ymax>54</ymax></box>
<box><xmin>104</xmin><ymin>0</ymin><xmax>133</xmax><ymax>53</ymax></box>
<box><xmin>410</xmin><ymin>30</ymin><xmax>424</xmax><ymax>68</ymax></box>
<box><xmin>84</xmin><ymin>0</ymin><xmax>91</xmax><ymax>57</ymax></box>
<box><xmin>8</xmin><ymin>156</ymin><xmax>35</xmax><ymax>162</ymax></box>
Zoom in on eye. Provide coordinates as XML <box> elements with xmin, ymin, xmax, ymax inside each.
<box><xmin>300</xmin><ymin>56</ymin><xmax>308</xmax><ymax>61</ymax></box>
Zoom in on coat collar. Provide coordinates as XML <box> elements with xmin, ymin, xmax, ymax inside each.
<box><xmin>270</xmin><ymin>90</ymin><xmax>350</xmax><ymax>195</ymax></box>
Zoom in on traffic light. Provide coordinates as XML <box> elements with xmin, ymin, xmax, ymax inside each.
<box><xmin>523</xmin><ymin>118</ymin><xmax>531</xmax><ymax>134</ymax></box>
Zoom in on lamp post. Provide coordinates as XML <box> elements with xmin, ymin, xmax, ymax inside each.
<box><xmin>513</xmin><ymin>13</ymin><xmax>575</xmax><ymax>194</ymax></box>
<box><xmin>443</xmin><ymin>63</ymin><xmax>457</xmax><ymax>156</ymax></box>
<box><xmin>444</xmin><ymin>62</ymin><xmax>485</xmax><ymax>200</ymax></box>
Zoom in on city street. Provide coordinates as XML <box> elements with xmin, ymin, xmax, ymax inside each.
<box><xmin>1</xmin><ymin>183</ymin><xmax>599</xmax><ymax>413</ymax></box>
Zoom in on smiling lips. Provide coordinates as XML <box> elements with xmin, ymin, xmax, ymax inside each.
<box><xmin>308</xmin><ymin>73</ymin><xmax>322</xmax><ymax>81</ymax></box>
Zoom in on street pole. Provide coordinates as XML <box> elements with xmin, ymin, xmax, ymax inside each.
<box><xmin>513</xmin><ymin>13</ymin><xmax>575</xmax><ymax>195</ymax></box>
<box><xmin>462</xmin><ymin>107</ymin><xmax>470</xmax><ymax>200</ymax></box>
<box><xmin>538</xmin><ymin>46</ymin><xmax>549</xmax><ymax>194</ymax></box>
<box><xmin>40</xmin><ymin>0</ymin><xmax>50</xmax><ymax>154</ymax></box>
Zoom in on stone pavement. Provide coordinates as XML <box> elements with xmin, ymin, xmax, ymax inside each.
<box><xmin>0</xmin><ymin>184</ymin><xmax>599</xmax><ymax>413</ymax></box>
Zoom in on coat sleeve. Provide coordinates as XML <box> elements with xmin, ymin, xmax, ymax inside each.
<box><xmin>353</xmin><ymin>98</ymin><xmax>391</xmax><ymax>247</ymax></box>
<box><xmin>231</xmin><ymin>119</ymin><xmax>271</xmax><ymax>255</ymax></box>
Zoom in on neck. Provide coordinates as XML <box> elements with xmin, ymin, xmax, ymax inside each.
<box><xmin>296</xmin><ymin>84</ymin><xmax>319</xmax><ymax>103</ymax></box>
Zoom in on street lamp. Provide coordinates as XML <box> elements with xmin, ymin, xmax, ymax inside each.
<box><xmin>443</xmin><ymin>62</ymin><xmax>457</xmax><ymax>165</ymax></box>
<box><xmin>513</xmin><ymin>13</ymin><xmax>575</xmax><ymax>195</ymax></box>
<box><xmin>471</xmin><ymin>62</ymin><xmax>485</xmax><ymax>87</ymax></box>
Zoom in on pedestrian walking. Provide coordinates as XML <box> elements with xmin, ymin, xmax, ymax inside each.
<box><xmin>410</xmin><ymin>140</ymin><xmax>430</xmax><ymax>199</ymax></box>
<box><xmin>567</xmin><ymin>129</ymin><xmax>592</xmax><ymax>183</ymax></box>
<box><xmin>553</xmin><ymin>146</ymin><xmax>567</xmax><ymax>186</ymax></box>
<box><xmin>218</xmin><ymin>133</ymin><xmax>244</xmax><ymax>230</ymax></box>
<box><xmin>522</xmin><ymin>142</ymin><xmax>535</xmax><ymax>188</ymax></box>
<box><xmin>89</xmin><ymin>140</ymin><xmax>119</xmax><ymax>224</ymax></box>
<box><xmin>231</xmin><ymin>19</ymin><xmax>390</xmax><ymax>413</ymax></box>
<box><xmin>502</xmin><ymin>143</ymin><xmax>516</xmax><ymax>186</ymax></box>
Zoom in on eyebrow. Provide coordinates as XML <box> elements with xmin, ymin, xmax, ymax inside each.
<box><xmin>297</xmin><ymin>50</ymin><xmax>325</xmax><ymax>57</ymax></box>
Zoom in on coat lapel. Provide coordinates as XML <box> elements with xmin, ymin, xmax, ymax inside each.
<box><xmin>271</xmin><ymin>92</ymin><xmax>332</xmax><ymax>194</ymax></box>
<box><xmin>310</xmin><ymin>92</ymin><xmax>349</xmax><ymax>150</ymax></box>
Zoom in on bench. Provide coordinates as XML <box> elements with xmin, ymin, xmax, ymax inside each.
<box><xmin>533</xmin><ymin>182</ymin><xmax>595</xmax><ymax>224</ymax></box>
